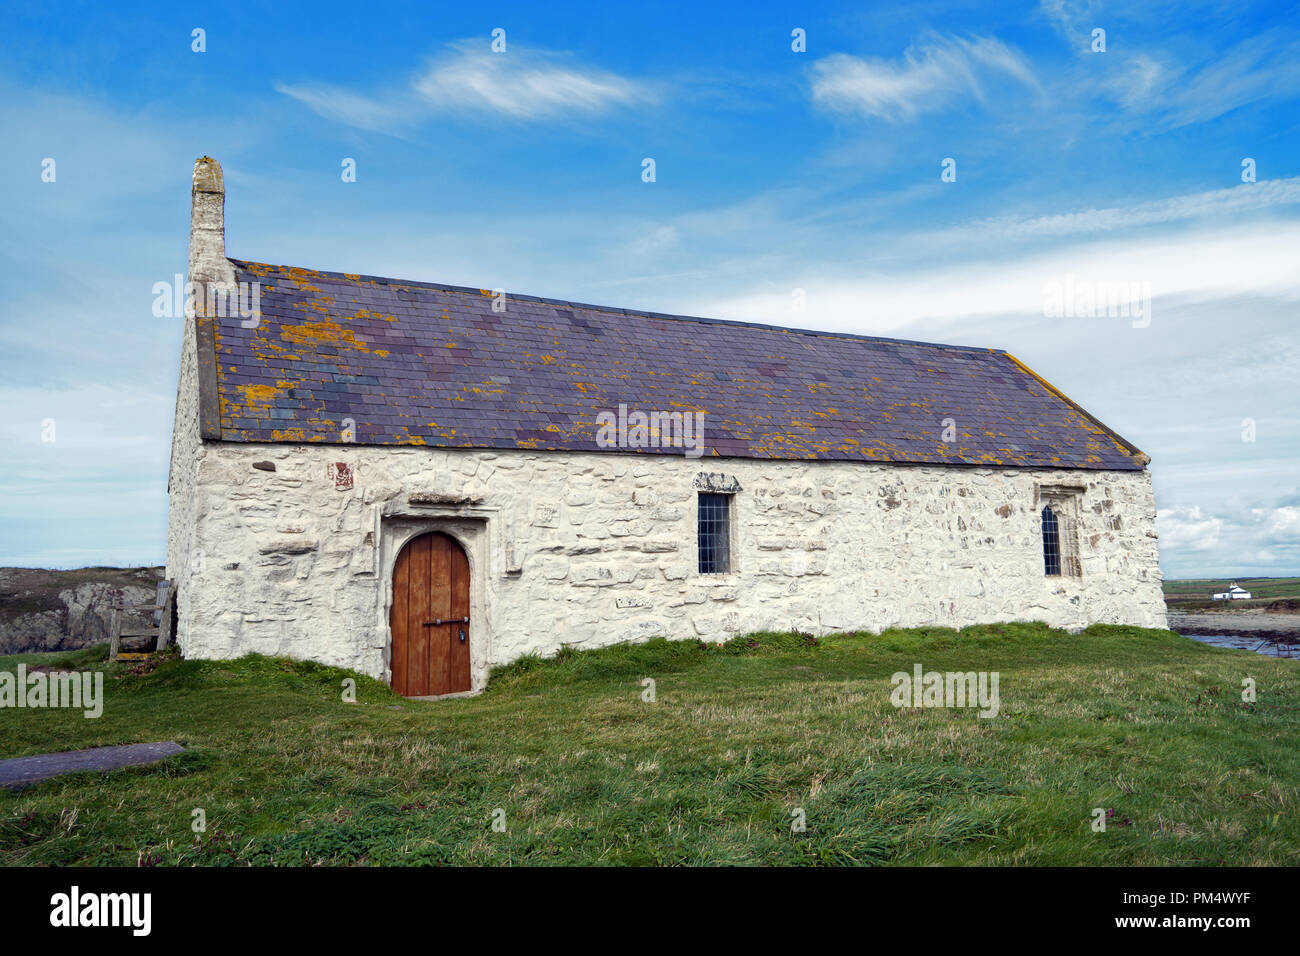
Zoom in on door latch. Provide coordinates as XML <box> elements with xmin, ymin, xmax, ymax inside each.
<box><xmin>458</xmin><ymin>628</ymin><xmax>466</xmax><ymax>643</ymax></box>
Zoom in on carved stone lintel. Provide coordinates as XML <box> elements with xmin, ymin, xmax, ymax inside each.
<box><xmin>693</xmin><ymin>472</ymin><xmax>741</xmax><ymax>494</ymax></box>
<box><xmin>408</xmin><ymin>491</ymin><xmax>485</xmax><ymax>507</ymax></box>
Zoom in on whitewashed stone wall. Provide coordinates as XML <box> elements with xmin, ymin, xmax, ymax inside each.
<box><xmin>164</xmin><ymin>316</ymin><xmax>201</xmax><ymax>619</ymax></box>
<box><xmin>171</xmin><ymin>441</ymin><xmax>1166</xmax><ymax>691</ymax></box>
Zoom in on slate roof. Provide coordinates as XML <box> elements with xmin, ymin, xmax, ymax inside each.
<box><xmin>199</xmin><ymin>259</ymin><xmax>1147</xmax><ymax>470</ymax></box>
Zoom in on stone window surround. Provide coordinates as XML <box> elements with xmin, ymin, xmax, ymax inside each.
<box><xmin>694</xmin><ymin>472</ymin><xmax>742</xmax><ymax>577</ymax></box>
<box><xmin>1035</xmin><ymin>483</ymin><xmax>1085</xmax><ymax>579</ymax></box>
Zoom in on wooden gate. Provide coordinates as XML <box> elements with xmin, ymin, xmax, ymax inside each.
<box><xmin>390</xmin><ymin>532</ymin><xmax>471</xmax><ymax>697</ymax></box>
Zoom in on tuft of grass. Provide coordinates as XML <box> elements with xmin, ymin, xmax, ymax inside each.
<box><xmin>1</xmin><ymin>623</ymin><xmax>1297</xmax><ymax>866</ymax></box>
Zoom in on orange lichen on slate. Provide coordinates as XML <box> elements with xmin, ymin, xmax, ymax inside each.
<box><xmin>210</xmin><ymin>261</ymin><xmax>1145</xmax><ymax>468</ymax></box>
<box><xmin>352</xmin><ymin>308</ymin><xmax>397</xmax><ymax>323</ymax></box>
<box><xmin>237</xmin><ymin>382</ymin><xmax>282</xmax><ymax>409</ymax></box>
<box><xmin>284</xmin><ymin>267</ymin><xmax>325</xmax><ymax>293</ymax></box>
<box><xmin>279</xmin><ymin>317</ymin><xmax>376</xmax><ymax>354</ymax></box>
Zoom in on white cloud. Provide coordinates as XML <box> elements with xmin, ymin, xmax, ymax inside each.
<box><xmin>1263</xmin><ymin>506</ymin><xmax>1300</xmax><ymax>542</ymax></box>
<box><xmin>273</xmin><ymin>84</ymin><xmax>413</xmax><ymax>133</ymax></box>
<box><xmin>693</xmin><ymin>219</ymin><xmax>1300</xmax><ymax>332</ymax></box>
<box><xmin>1145</xmin><ymin>31</ymin><xmax>1300</xmax><ymax>129</ymax></box>
<box><xmin>941</xmin><ymin>177</ymin><xmax>1300</xmax><ymax>244</ymax></box>
<box><xmin>1157</xmin><ymin>506</ymin><xmax>1224</xmax><ymax>551</ymax></box>
<box><xmin>1038</xmin><ymin>0</ymin><xmax>1086</xmax><ymax>46</ymax></box>
<box><xmin>1041</xmin><ymin>2</ymin><xmax>1300</xmax><ymax>130</ymax></box>
<box><xmin>278</xmin><ymin>41</ymin><xmax>652</xmax><ymax>131</ymax></box>
<box><xmin>1153</xmin><ymin>503</ymin><xmax>1300</xmax><ymax>577</ymax></box>
<box><xmin>1104</xmin><ymin>54</ymin><xmax>1173</xmax><ymax>110</ymax></box>
<box><xmin>413</xmin><ymin>42</ymin><xmax>649</xmax><ymax>119</ymax></box>
<box><xmin>622</xmin><ymin>224</ymin><xmax>679</xmax><ymax>258</ymax></box>
<box><xmin>810</xmin><ymin>35</ymin><xmax>1038</xmax><ymax>121</ymax></box>
<box><xmin>1102</xmin><ymin>31</ymin><xmax>1300</xmax><ymax>130</ymax></box>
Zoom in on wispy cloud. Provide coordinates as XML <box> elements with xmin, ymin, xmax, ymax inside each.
<box><xmin>1123</xmin><ymin>31</ymin><xmax>1300</xmax><ymax>130</ymax></box>
<box><xmin>278</xmin><ymin>40</ymin><xmax>653</xmax><ymax>131</ymax></box>
<box><xmin>1041</xmin><ymin>2</ymin><xmax>1300</xmax><ymax>130</ymax></box>
<box><xmin>1038</xmin><ymin>0</ymin><xmax>1098</xmax><ymax>50</ymax></box>
<box><xmin>272</xmin><ymin>84</ymin><xmax>413</xmax><ymax>133</ymax></box>
<box><xmin>938</xmin><ymin>177</ymin><xmax>1300</xmax><ymax>244</ymax></box>
<box><xmin>413</xmin><ymin>42</ymin><xmax>650</xmax><ymax>119</ymax></box>
<box><xmin>809</xmin><ymin>35</ymin><xmax>1039</xmax><ymax>121</ymax></box>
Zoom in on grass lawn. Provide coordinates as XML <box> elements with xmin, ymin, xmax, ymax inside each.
<box><xmin>1</xmin><ymin>623</ymin><xmax>1297</xmax><ymax>866</ymax></box>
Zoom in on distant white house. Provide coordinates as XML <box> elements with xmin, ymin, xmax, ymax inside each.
<box><xmin>1212</xmin><ymin>583</ymin><xmax>1252</xmax><ymax>600</ymax></box>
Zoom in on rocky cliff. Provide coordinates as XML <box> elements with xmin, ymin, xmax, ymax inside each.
<box><xmin>0</xmin><ymin>567</ymin><xmax>164</xmax><ymax>655</ymax></box>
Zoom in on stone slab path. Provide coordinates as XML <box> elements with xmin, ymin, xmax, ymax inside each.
<box><xmin>0</xmin><ymin>741</ymin><xmax>185</xmax><ymax>788</ymax></box>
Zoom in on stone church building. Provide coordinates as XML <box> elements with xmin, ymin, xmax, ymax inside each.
<box><xmin>168</xmin><ymin>158</ymin><xmax>1165</xmax><ymax>697</ymax></box>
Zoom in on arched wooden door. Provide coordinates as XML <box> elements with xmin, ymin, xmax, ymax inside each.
<box><xmin>390</xmin><ymin>532</ymin><xmax>471</xmax><ymax>697</ymax></box>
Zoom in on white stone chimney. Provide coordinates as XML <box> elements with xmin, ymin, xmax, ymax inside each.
<box><xmin>188</xmin><ymin>156</ymin><xmax>236</xmax><ymax>310</ymax></box>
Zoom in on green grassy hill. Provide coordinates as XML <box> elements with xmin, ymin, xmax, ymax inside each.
<box><xmin>2</xmin><ymin>623</ymin><xmax>1297</xmax><ymax>866</ymax></box>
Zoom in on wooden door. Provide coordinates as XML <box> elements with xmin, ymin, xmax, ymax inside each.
<box><xmin>390</xmin><ymin>532</ymin><xmax>471</xmax><ymax>696</ymax></box>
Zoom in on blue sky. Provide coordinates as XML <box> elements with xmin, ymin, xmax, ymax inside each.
<box><xmin>2</xmin><ymin>0</ymin><xmax>1298</xmax><ymax>578</ymax></box>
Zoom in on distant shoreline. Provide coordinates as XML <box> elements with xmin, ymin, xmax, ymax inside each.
<box><xmin>1168</xmin><ymin>610</ymin><xmax>1300</xmax><ymax>646</ymax></box>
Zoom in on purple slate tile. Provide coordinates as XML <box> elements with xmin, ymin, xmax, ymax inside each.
<box><xmin>211</xmin><ymin>259</ymin><xmax>1146</xmax><ymax>469</ymax></box>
